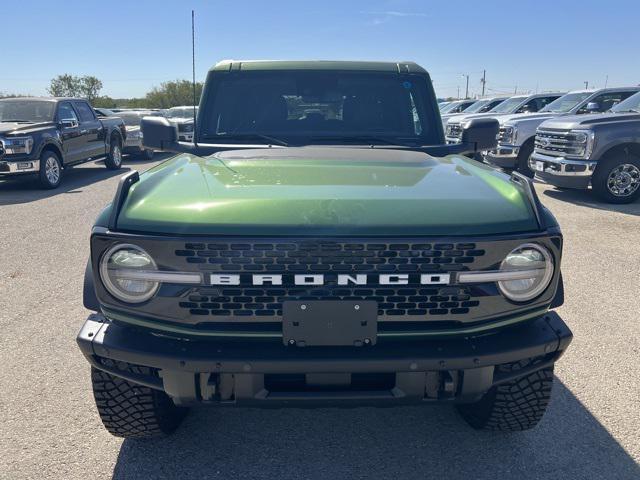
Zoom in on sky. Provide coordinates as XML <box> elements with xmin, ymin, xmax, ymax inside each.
<box><xmin>2</xmin><ymin>0</ymin><xmax>639</xmax><ymax>100</ymax></box>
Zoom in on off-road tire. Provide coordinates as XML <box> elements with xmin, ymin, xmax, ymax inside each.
<box><xmin>516</xmin><ymin>142</ymin><xmax>535</xmax><ymax>178</ymax></box>
<box><xmin>105</xmin><ymin>136</ymin><xmax>123</xmax><ymax>170</ymax></box>
<box><xmin>91</xmin><ymin>367</ymin><xmax>188</xmax><ymax>438</ymax></box>
<box><xmin>592</xmin><ymin>152</ymin><xmax>640</xmax><ymax>204</ymax></box>
<box><xmin>456</xmin><ymin>359</ymin><xmax>554</xmax><ymax>431</ymax></box>
<box><xmin>38</xmin><ymin>150</ymin><xmax>63</xmax><ymax>189</ymax></box>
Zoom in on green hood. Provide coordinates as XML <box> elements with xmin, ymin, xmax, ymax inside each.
<box><xmin>114</xmin><ymin>147</ymin><xmax>538</xmax><ymax>236</ymax></box>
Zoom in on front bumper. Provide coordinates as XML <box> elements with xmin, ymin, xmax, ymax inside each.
<box><xmin>530</xmin><ymin>152</ymin><xmax>596</xmax><ymax>189</ymax></box>
<box><xmin>483</xmin><ymin>145</ymin><xmax>520</xmax><ymax>169</ymax></box>
<box><xmin>124</xmin><ymin>136</ymin><xmax>143</xmax><ymax>151</ymax></box>
<box><xmin>0</xmin><ymin>158</ymin><xmax>40</xmax><ymax>175</ymax></box>
<box><xmin>77</xmin><ymin>311</ymin><xmax>572</xmax><ymax>406</ymax></box>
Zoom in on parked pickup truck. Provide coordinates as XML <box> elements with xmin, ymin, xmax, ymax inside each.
<box><xmin>166</xmin><ymin>106</ymin><xmax>198</xmax><ymax>142</ymax></box>
<box><xmin>530</xmin><ymin>90</ymin><xmax>640</xmax><ymax>204</ymax></box>
<box><xmin>484</xmin><ymin>87</ymin><xmax>640</xmax><ymax>177</ymax></box>
<box><xmin>445</xmin><ymin>93</ymin><xmax>564</xmax><ymax>144</ymax></box>
<box><xmin>441</xmin><ymin>96</ymin><xmax>509</xmax><ymax>126</ymax></box>
<box><xmin>0</xmin><ymin>98</ymin><xmax>126</xmax><ymax>188</ymax></box>
<box><xmin>439</xmin><ymin>99</ymin><xmax>476</xmax><ymax>115</ymax></box>
<box><xmin>78</xmin><ymin>60</ymin><xmax>571</xmax><ymax>439</ymax></box>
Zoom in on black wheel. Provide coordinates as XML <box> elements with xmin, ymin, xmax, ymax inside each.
<box><xmin>592</xmin><ymin>153</ymin><xmax>640</xmax><ymax>204</ymax></box>
<box><xmin>456</xmin><ymin>360</ymin><xmax>554</xmax><ymax>431</ymax></box>
<box><xmin>105</xmin><ymin>137</ymin><xmax>123</xmax><ymax>170</ymax></box>
<box><xmin>91</xmin><ymin>367</ymin><xmax>188</xmax><ymax>438</ymax></box>
<box><xmin>515</xmin><ymin>142</ymin><xmax>535</xmax><ymax>178</ymax></box>
<box><xmin>38</xmin><ymin>150</ymin><xmax>63</xmax><ymax>189</ymax></box>
<box><xmin>141</xmin><ymin>148</ymin><xmax>154</xmax><ymax>160</ymax></box>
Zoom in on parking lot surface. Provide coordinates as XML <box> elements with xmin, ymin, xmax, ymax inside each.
<box><xmin>1</xmin><ymin>157</ymin><xmax>639</xmax><ymax>480</ymax></box>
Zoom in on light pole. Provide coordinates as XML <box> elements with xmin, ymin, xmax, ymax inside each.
<box><xmin>462</xmin><ymin>74</ymin><xmax>469</xmax><ymax>99</ymax></box>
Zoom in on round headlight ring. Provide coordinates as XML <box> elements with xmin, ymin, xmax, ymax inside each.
<box><xmin>100</xmin><ymin>243</ymin><xmax>159</xmax><ymax>303</ymax></box>
<box><xmin>498</xmin><ymin>243</ymin><xmax>554</xmax><ymax>302</ymax></box>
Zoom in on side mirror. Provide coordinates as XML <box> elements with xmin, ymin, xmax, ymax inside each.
<box><xmin>460</xmin><ymin>117</ymin><xmax>499</xmax><ymax>151</ymax></box>
<box><xmin>586</xmin><ymin>102</ymin><xmax>600</xmax><ymax>112</ymax></box>
<box><xmin>141</xmin><ymin>116</ymin><xmax>179</xmax><ymax>150</ymax></box>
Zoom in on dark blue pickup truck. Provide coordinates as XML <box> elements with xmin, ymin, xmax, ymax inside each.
<box><xmin>0</xmin><ymin>97</ymin><xmax>126</xmax><ymax>188</ymax></box>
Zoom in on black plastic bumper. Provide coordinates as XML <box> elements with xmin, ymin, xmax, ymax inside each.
<box><xmin>77</xmin><ymin>312</ymin><xmax>572</xmax><ymax>406</ymax></box>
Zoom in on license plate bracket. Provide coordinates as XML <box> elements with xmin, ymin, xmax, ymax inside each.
<box><xmin>282</xmin><ymin>301</ymin><xmax>377</xmax><ymax>347</ymax></box>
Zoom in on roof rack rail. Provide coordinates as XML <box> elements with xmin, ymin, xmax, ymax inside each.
<box><xmin>510</xmin><ymin>171</ymin><xmax>545</xmax><ymax>229</ymax></box>
<box><xmin>108</xmin><ymin>170</ymin><xmax>140</xmax><ymax>230</ymax></box>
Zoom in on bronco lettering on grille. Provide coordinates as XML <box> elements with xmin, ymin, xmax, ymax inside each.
<box><xmin>209</xmin><ymin>273</ymin><xmax>452</xmax><ymax>286</ymax></box>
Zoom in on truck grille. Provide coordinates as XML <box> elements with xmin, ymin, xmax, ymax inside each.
<box><xmin>534</xmin><ymin>129</ymin><xmax>586</xmax><ymax>158</ymax></box>
<box><xmin>174</xmin><ymin>241</ymin><xmax>485</xmax><ymax>319</ymax></box>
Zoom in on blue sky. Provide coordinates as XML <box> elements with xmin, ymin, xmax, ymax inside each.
<box><xmin>2</xmin><ymin>0</ymin><xmax>639</xmax><ymax>99</ymax></box>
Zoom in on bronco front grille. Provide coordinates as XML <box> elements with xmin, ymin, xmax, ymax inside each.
<box><xmin>173</xmin><ymin>241</ymin><xmax>485</xmax><ymax>319</ymax></box>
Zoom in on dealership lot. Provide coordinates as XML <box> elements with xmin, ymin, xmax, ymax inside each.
<box><xmin>0</xmin><ymin>158</ymin><xmax>639</xmax><ymax>479</ymax></box>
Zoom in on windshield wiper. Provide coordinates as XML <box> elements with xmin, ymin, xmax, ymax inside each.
<box><xmin>203</xmin><ymin>133</ymin><xmax>289</xmax><ymax>146</ymax></box>
<box><xmin>309</xmin><ymin>136</ymin><xmax>420</xmax><ymax>148</ymax></box>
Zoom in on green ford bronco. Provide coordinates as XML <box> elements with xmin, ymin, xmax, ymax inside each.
<box><xmin>78</xmin><ymin>60</ymin><xmax>572</xmax><ymax>438</ymax></box>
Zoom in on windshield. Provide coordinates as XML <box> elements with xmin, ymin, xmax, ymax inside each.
<box><xmin>610</xmin><ymin>91</ymin><xmax>640</xmax><ymax>113</ymax></box>
<box><xmin>200</xmin><ymin>71</ymin><xmax>436</xmax><ymax>145</ymax></box>
<box><xmin>0</xmin><ymin>100</ymin><xmax>55</xmax><ymax>122</ymax></box>
<box><xmin>440</xmin><ymin>101</ymin><xmax>463</xmax><ymax>114</ymax></box>
<box><xmin>167</xmin><ymin>107</ymin><xmax>197</xmax><ymax>118</ymax></box>
<box><xmin>541</xmin><ymin>92</ymin><xmax>592</xmax><ymax>113</ymax></box>
<box><xmin>490</xmin><ymin>97</ymin><xmax>525</xmax><ymax>113</ymax></box>
<box><xmin>463</xmin><ymin>99</ymin><xmax>492</xmax><ymax>113</ymax></box>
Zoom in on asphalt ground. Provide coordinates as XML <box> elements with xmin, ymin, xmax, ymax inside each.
<box><xmin>0</xmin><ymin>155</ymin><xmax>639</xmax><ymax>479</ymax></box>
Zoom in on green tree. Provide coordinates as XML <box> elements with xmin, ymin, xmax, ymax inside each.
<box><xmin>144</xmin><ymin>79</ymin><xmax>203</xmax><ymax>108</ymax></box>
<box><xmin>47</xmin><ymin>74</ymin><xmax>103</xmax><ymax>101</ymax></box>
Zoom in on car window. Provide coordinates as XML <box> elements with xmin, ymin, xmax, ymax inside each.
<box><xmin>57</xmin><ymin>103</ymin><xmax>79</xmax><ymax>123</ymax></box>
<box><xmin>536</xmin><ymin>96</ymin><xmax>559</xmax><ymax>111</ymax></box>
<box><xmin>74</xmin><ymin>102</ymin><xmax>96</xmax><ymax>122</ymax></box>
<box><xmin>577</xmin><ymin>91</ymin><xmax>636</xmax><ymax>114</ymax></box>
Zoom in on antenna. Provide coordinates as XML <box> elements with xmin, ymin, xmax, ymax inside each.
<box><xmin>191</xmin><ymin>10</ymin><xmax>197</xmax><ymax>146</ymax></box>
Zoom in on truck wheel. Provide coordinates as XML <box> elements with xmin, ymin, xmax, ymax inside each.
<box><xmin>105</xmin><ymin>137</ymin><xmax>123</xmax><ymax>170</ymax></box>
<box><xmin>91</xmin><ymin>367</ymin><xmax>188</xmax><ymax>438</ymax></box>
<box><xmin>456</xmin><ymin>360</ymin><xmax>554</xmax><ymax>431</ymax></box>
<box><xmin>516</xmin><ymin>142</ymin><xmax>535</xmax><ymax>178</ymax></box>
<box><xmin>38</xmin><ymin>150</ymin><xmax>63</xmax><ymax>189</ymax></box>
<box><xmin>592</xmin><ymin>153</ymin><xmax>640</xmax><ymax>204</ymax></box>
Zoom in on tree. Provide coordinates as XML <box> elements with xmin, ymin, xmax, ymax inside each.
<box><xmin>144</xmin><ymin>79</ymin><xmax>203</xmax><ymax>108</ymax></box>
<box><xmin>47</xmin><ymin>74</ymin><xmax>103</xmax><ymax>101</ymax></box>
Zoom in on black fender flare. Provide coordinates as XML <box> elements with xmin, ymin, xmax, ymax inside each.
<box><xmin>37</xmin><ymin>138</ymin><xmax>65</xmax><ymax>164</ymax></box>
<box><xmin>83</xmin><ymin>259</ymin><xmax>100</xmax><ymax>311</ymax></box>
<box><xmin>550</xmin><ymin>271</ymin><xmax>564</xmax><ymax>309</ymax></box>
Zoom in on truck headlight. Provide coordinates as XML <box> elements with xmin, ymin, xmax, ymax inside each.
<box><xmin>500</xmin><ymin>126</ymin><xmax>517</xmax><ymax>144</ymax></box>
<box><xmin>100</xmin><ymin>244</ymin><xmax>159</xmax><ymax>303</ymax></box>
<box><xmin>498</xmin><ymin>243</ymin><xmax>554</xmax><ymax>302</ymax></box>
<box><xmin>2</xmin><ymin>136</ymin><xmax>34</xmax><ymax>155</ymax></box>
<box><xmin>567</xmin><ymin>129</ymin><xmax>595</xmax><ymax>159</ymax></box>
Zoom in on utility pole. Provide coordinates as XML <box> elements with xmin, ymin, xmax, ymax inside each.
<box><xmin>514</xmin><ymin>85</ymin><xmax>517</xmax><ymax>94</ymax></box>
<box><xmin>584</xmin><ymin>81</ymin><xmax>589</xmax><ymax>89</ymax></box>
<box><xmin>462</xmin><ymin>74</ymin><xmax>470</xmax><ymax>99</ymax></box>
<box><xmin>604</xmin><ymin>75</ymin><xmax>609</xmax><ymax>88</ymax></box>
<box><xmin>457</xmin><ymin>86</ymin><xmax>460</xmax><ymax>99</ymax></box>
<box><xmin>481</xmin><ymin>70</ymin><xmax>486</xmax><ymax>96</ymax></box>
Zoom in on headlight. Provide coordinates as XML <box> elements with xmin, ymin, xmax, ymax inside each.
<box><xmin>500</xmin><ymin>126</ymin><xmax>517</xmax><ymax>144</ymax></box>
<box><xmin>2</xmin><ymin>136</ymin><xmax>33</xmax><ymax>154</ymax></box>
<box><xmin>498</xmin><ymin>243</ymin><xmax>554</xmax><ymax>302</ymax></box>
<box><xmin>99</xmin><ymin>244</ymin><xmax>159</xmax><ymax>303</ymax></box>
<box><xmin>181</xmin><ymin>124</ymin><xmax>194</xmax><ymax>133</ymax></box>
<box><xmin>567</xmin><ymin>129</ymin><xmax>595</xmax><ymax>159</ymax></box>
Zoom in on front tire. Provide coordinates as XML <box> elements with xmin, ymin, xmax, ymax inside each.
<box><xmin>592</xmin><ymin>153</ymin><xmax>640</xmax><ymax>204</ymax></box>
<box><xmin>456</xmin><ymin>360</ymin><xmax>554</xmax><ymax>431</ymax></box>
<box><xmin>38</xmin><ymin>150</ymin><xmax>63</xmax><ymax>189</ymax></box>
<box><xmin>105</xmin><ymin>137</ymin><xmax>123</xmax><ymax>170</ymax></box>
<box><xmin>91</xmin><ymin>367</ymin><xmax>188</xmax><ymax>438</ymax></box>
<box><xmin>516</xmin><ymin>142</ymin><xmax>535</xmax><ymax>178</ymax></box>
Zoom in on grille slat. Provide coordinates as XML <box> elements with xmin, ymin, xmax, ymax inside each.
<box><xmin>534</xmin><ymin>129</ymin><xmax>587</xmax><ymax>157</ymax></box>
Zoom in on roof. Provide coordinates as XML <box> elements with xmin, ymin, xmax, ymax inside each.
<box><xmin>210</xmin><ymin>60</ymin><xmax>428</xmax><ymax>74</ymax></box>
<box><xmin>0</xmin><ymin>96</ymin><xmax>85</xmax><ymax>102</ymax></box>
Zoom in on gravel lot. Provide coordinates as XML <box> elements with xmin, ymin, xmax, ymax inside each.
<box><xmin>0</xmin><ymin>156</ymin><xmax>639</xmax><ymax>479</ymax></box>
